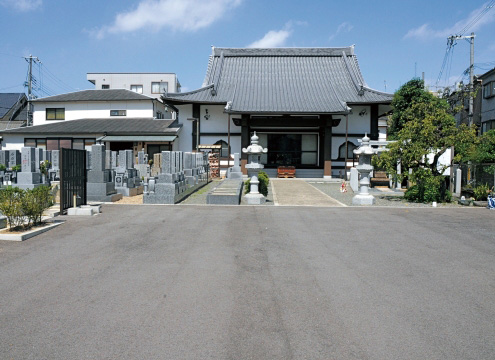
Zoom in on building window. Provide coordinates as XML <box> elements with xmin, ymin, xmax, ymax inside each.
<box><xmin>73</xmin><ymin>138</ymin><xmax>96</xmax><ymax>150</ymax></box>
<box><xmin>130</xmin><ymin>84</ymin><xmax>143</xmax><ymax>94</ymax></box>
<box><xmin>24</xmin><ymin>138</ymin><xmax>46</xmax><ymax>150</ymax></box>
<box><xmin>110</xmin><ymin>110</ymin><xmax>126</xmax><ymax>116</ymax></box>
<box><xmin>338</xmin><ymin>141</ymin><xmax>357</xmax><ymax>160</ymax></box>
<box><xmin>156</xmin><ymin>111</ymin><xmax>163</xmax><ymax>119</ymax></box>
<box><xmin>151</xmin><ymin>81</ymin><xmax>168</xmax><ymax>94</ymax></box>
<box><xmin>102</xmin><ymin>84</ymin><xmax>110</xmax><ymax>89</ymax></box>
<box><xmin>46</xmin><ymin>108</ymin><xmax>65</xmax><ymax>120</ymax></box>
<box><xmin>45</xmin><ymin>138</ymin><xmax>73</xmax><ymax>150</ymax></box>
<box><xmin>483</xmin><ymin>120</ymin><xmax>495</xmax><ymax>133</ymax></box>
<box><xmin>483</xmin><ymin>81</ymin><xmax>495</xmax><ymax>98</ymax></box>
<box><xmin>24</xmin><ymin>138</ymin><xmax>36</xmax><ymax>147</ymax></box>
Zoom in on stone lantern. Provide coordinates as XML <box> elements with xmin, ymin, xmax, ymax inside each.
<box><xmin>242</xmin><ymin>131</ymin><xmax>268</xmax><ymax>204</ymax></box>
<box><xmin>352</xmin><ymin>134</ymin><xmax>376</xmax><ymax>205</ymax></box>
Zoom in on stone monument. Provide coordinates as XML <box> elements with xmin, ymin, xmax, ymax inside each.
<box><xmin>17</xmin><ymin>147</ymin><xmax>42</xmax><ymax>190</ymax></box>
<box><xmin>352</xmin><ymin>134</ymin><xmax>375</xmax><ymax>205</ymax></box>
<box><xmin>242</xmin><ymin>132</ymin><xmax>268</xmax><ymax>205</ymax></box>
<box><xmin>114</xmin><ymin>149</ymin><xmax>142</xmax><ymax>196</ymax></box>
<box><xmin>87</xmin><ymin>144</ymin><xmax>122</xmax><ymax>202</ymax></box>
<box><xmin>227</xmin><ymin>153</ymin><xmax>243</xmax><ymax>179</ymax></box>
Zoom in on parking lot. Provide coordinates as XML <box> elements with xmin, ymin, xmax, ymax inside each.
<box><xmin>1</xmin><ymin>205</ymin><xmax>494</xmax><ymax>359</ymax></box>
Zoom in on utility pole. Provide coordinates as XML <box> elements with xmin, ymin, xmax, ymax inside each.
<box><xmin>447</xmin><ymin>33</ymin><xmax>475</xmax><ymax>126</ymax></box>
<box><xmin>23</xmin><ymin>55</ymin><xmax>40</xmax><ymax>126</ymax></box>
<box><xmin>469</xmin><ymin>32</ymin><xmax>475</xmax><ymax>127</ymax></box>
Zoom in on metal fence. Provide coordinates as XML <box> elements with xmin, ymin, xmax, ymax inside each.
<box><xmin>453</xmin><ymin>163</ymin><xmax>495</xmax><ymax>190</ymax></box>
<box><xmin>60</xmin><ymin>148</ymin><xmax>87</xmax><ymax>213</ymax></box>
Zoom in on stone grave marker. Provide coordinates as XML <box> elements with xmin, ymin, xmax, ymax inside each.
<box><xmin>21</xmin><ymin>147</ymin><xmax>36</xmax><ymax>173</ymax></box>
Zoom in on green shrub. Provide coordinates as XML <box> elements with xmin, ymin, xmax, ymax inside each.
<box><xmin>244</xmin><ymin>171</ymin><xmax>270</xmax><ymax>197</ymax></box>
<box><xmin>473</xmin><ymin>183</ymin><xmax>491</xmax><ymax>201</ymax></box>
<box><xmin>39</xmin><ymin>160</ymin><xmax>51</xmax><ymax>175</ymax></box>
<box><xmin>0</xmin><ymin>187</ymin><xmax>25</xmax><ymax>230</ymax></box>
<box><xmin>404</xmin><ymin>175</ymin><xmax>451</xmax><ymax>203</ymax></box>
<box><xmin>0</xmin><ymin>185</ymin><xmax>53</xmax><ymax>230</ymax></box>
<box><xmin>257</xmin><ymin>171</ymin><xmax>269</xmax><ymax>197</ymax></box>
<box><xmin>0</xmin><ymin>164</ymin><xmax>6</xmax><ymax>172</ymax></box>
<box><xmin>22</xmin><ymin>186</ymin><xmax>53</xmax><ymax>227</ymax></box>
<box><xmin>11</xmin><ymin>165</ymin><xmax>21</xmax><ymax>172</ymax></box>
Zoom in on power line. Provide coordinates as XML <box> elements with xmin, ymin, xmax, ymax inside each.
<box><xmin>458</xmin><ymin>0</ymin><xmax>495</xmax><ymax>36</ymax></box>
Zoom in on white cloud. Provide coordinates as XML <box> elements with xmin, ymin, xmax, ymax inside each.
<box><xmin>329</xmin><ymin>22</ymin><xmax>353</xmax><ymax>41</ymax></box>
<box><xmin>247</xmin><ymin>29</ymin><xmax>291</xmax><ymax>48</ymax></box>
<box><xmin>247</xmin><ymin>21</ymin><xmax>299</xmax><ymax>48</ymax></box>
<box><xmin>93</xmin><ymin>0</ymin><xmax>242</xmax><ymax>39</ymax></box>
<box><xmin>404</xmin><ymin>2</ymin><xmax>495</xmax><ymax>40</ymax></box>
<box><xmin>1</xmin><ymin>0</ymin><xmax>42</xmax><ymax>11</ymax></box>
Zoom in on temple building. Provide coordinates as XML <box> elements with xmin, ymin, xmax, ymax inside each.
<box><xmin>163</xmin><ymin>46</ymin><xmax>393</xmax><ymax>178</ymax></box>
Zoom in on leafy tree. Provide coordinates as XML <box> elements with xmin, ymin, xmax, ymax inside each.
<box><xmin>377</xmin><ymin>83</ymin><xmax>477</xmax><ymax>202</ymax></box>
<box><xmin>388</xmin><ymin>78</ymin><xmax>433</xmax><ymax>139</ymax></box>
<box><xmin>471</xmin><ymin>130</ymin><xmax>495</xmax><ymax>163</ymax></box>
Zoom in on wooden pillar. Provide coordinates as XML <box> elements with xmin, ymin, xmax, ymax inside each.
<box><xmin>192</xmin><ymin>103</ymin><xmax>200</xmax><ymax>150</ymax></box>
<box><xmin>370</xmin><ymin>104</ymin><xmax>378</xmax><ymax>140</ymax></box>
<box><xmin>321</xmin><ymin>115</ymin><xmax>333</xmax><ymax>178</ymax></box>
<box><xmin>241</xmin><ymin>114</ymin><xmax>250</xmax><ymax>175</ymax></box>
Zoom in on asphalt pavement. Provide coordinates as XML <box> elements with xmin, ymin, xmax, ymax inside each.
<box><xmin>0</xmin><ymin>205</ymin><xmax>494</xmax><ymax>359</ymax></box>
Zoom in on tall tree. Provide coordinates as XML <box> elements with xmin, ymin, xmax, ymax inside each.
<box><xmin>377</xmin><ymin>82</ymin><xmax>476</xmax><ymax>202</ymax></box>
<box><xmin>388</xmin><ymin>78</ymin><xmax>432</xmax><ymax>139</ymax></box>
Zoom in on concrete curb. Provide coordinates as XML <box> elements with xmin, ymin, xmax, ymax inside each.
<box><xmin>0</xmin><ymin>221</ymin><xmax>64</xmax><ymax>242</ymax></box>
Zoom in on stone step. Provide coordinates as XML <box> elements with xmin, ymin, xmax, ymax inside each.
<box><xmin>206</xmin><ymin>179</ymin><xmax>244</xmax><ymax>205</ymax></box>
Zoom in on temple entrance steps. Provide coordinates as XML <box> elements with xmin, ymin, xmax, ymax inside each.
<box><xmin>271</xmin><ymin>179</ymin><xmax>346</xmax><ymax>207</ymax></box>
<box><xmin>259</xmin><ymin>168</ymin><xmax>324</xmax><ymax>178</ymax></box>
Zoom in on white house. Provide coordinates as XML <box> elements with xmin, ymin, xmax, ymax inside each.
<box><xmin>0</xmin><ymin>89</ymin><xmax>181</xmax><ymax>158</ymax></box>
<box><xmin>87</xmin><ymin>73</ymin><xmax>181</xmax><ymax>99</ymax></box>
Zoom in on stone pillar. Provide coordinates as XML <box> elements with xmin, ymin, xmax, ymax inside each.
<box><xmin>350</xmin><ymin>167</ymin><xmax>359</xmax><ymax>192</ymax></box>
<box><xmin>52</xmin><ymin>150</ymin><xmax>60</xmax><ymax>170</ymax></box>
<box><xmin>34</xmin><ymin>147</ymin><xmax>43</xmax><ymax>172</ymax></box>
<box><xmin>105</xmin><ymin>150</ymin><xmax>112</xmax><ymax>170</ymax></box>
<box><xmin>17</xmin><ymin>147</ymin><xmax>41</xmax><ymax>189</ymax></box>
<box><xmin>454</xmin><ymin>168</ymin><xmax>462</xmax><ymax>197</ymax></box>
<box><xmin>396</xmin><ymin>160</ymin><xmax>402</xmax><ymax>190</ymax></box>
<box><xmin>0</xmin><ymin>150</ymin><xmax>7</xmax><ymax>167</ymax></box>
<box><xmin>8</xmin><ymin>150</ymin><xmax>21</xmax><ymax>169</ymax></box>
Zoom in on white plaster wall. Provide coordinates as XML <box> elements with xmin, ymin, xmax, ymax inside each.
<box><xmin>33</xmin><ymin>101</ymin><xmax>157</xmax><ymax>126</ymax></box>
<box><xmin>1</xmin><ymin>135</ymin><xmax>26</xmax><ymax>150</ymax></box>
<box><xmin>332</xmin><ymin>105</ymin><xmax>371</xmax><ymax>134</ymax></box>
<box><xmin>200</xmin><ymin>105</ymin><xmax>236</xmax><ymax>133</ymax></box>
<box><xmin>176</xmin><ymin>104</ymin><xmax>193</xmax><ymax>152</ymax></box>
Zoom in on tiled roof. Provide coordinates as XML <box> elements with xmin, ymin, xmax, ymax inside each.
<box><xmin>163</xmin><ymin>46</ymin><xmax>393</xmax><ymax>114</ymax></box>
<box><xmin>0</xmin><ymin>93</ymin><xmax>27</xmax><ymax>118</ymax></box>
<box><xmin>0</xmin><ymin>118</ymin><xmax>180</xmax><ymax>135</ymax></box>
<box><xmin>31</xmin><ymin>89</ymin><xmax>156</xmax><ymax>103</ymax></box>
<box><xmin>0</xmin><ymin>121</ymin><xmax>26</xmax><ymax>131</ymax></box>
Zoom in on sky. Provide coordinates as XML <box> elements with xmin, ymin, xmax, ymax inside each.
<box><xmin>1</xmin><ymin>0</ymin><xmax>495</xmax><ymax>98</ymax></box>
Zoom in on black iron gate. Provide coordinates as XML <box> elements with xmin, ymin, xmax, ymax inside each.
<box><xmin>60</xmin><ymin>148</ymin><xmax>87</xmax><ymax>214</ymax></box>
